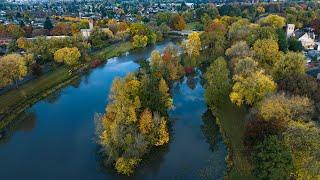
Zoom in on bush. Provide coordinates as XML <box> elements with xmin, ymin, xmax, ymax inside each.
<box><xmin>31</xmin><ymin>63</ymin><xmax>42</xmax><ymax>76</ymax></box>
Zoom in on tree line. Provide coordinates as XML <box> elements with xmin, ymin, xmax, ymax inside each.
<box><xmin>202</xmin><ymin>14</ymin><xmax>319</xmax><ymax>179</ymax></box>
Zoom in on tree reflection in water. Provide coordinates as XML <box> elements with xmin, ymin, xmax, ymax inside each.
<box><xmin>0</xmin><ymin>111</ymin><xmax>37</xmax><ymax>144</ymax></box>
<box><xmin>201</xmin><ymin>109</ymin><xmax>220</xmax><ymax>151</ymax></box>
<box><xmin>199</xmin><ymin>109</ymin><xmax>227</xmax><ymax>179</ymax></box>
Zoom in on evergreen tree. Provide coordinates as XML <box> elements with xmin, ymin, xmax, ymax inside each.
<box><xmin>276</xmin><ymin>28</ymin><xmax>288</xmax><ymax>52</ymax></box>
<box><xmin>44</xmin><ymin>17</ymin><xmax>53</xmax><ymax>30</ymax></box>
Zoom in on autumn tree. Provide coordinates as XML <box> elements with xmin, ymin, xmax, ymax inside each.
<box><xmin>6</xmin><ymin>24</ymin><xmax>25</xmax><ymax>39</ymax></box>
<box><xmin>256</xmin><ymin>6</ymin><xmax>265</xmax><ymax>14</ymax></box>
<box><xmin>272</xmin><ymin>52</ymin><xmax>306</xmax><ymax>81</ymax></box>
<box><xmin>96</xmin><ymin>73</ymin><xmax>171</xmax><ymax>176</ymax></box>
<box><xmin>182</xmin><ymin>32</ymin><xmax>201</xmax><ymax>57</ymax></box>
<box><xmin>132</xmin><ymin>35</ymin><xmax>148</xmax><ymax>48</ymax></box>
<box><xmin>16</xmin><ymin>37</ymin><xmax>30</xmax><ymax>50</ymax></box>
<box><xmin>311</xmin><ymin>18</ymin><xmax>320</xmax><ymax>36</ymax></box>
<box><xmin>258</xmin><ymin>93</ymin><xmax>314</xmax><ymax>124</ymax></box>
<box><xmin>54</xmin><ymin>47</ymin><xmax>81</xmax><ymax>66</ymax></box>
<box><xmin>0</xmin><ymin>53</ymin><xmax>27</xmax><ymax>88</ymax></box>
<box><xmin>170</xmin><ymin>14</ymin><xmax>186</xmax><ymax>31</ymax></box>
<box><xmin>51</xmin><ymin>23</ymin><xmax>72</xmax><ymax>36</ymax></box>
<box><xmin>150</xmin><ymin>46</ymin><xmax>184</xmax><ymax>81</ymax></box>
<box><xmin>130</xmin><ymin>23</ymin><xmax>156</xmax><ymax>45</ymax></box>
<box><xmin>234</xmin><ymin>57</ymin><xmax>258</xmax><ymax>78</ymax></box>
<box><xmin>225</xmin><ymin>41</ymin><xmax>252</xmax><ymax>60</ymax></box>
<box><xmin>283</xmin><ymin>121</ymin><xmax>320</xmax><ymax>179</ymax></box>
<box><xmin>200</xmin><ymin>19</ymin><xmax>227</xmax><ymax>59</ymax></box>
<box><xmin>253</xmin><ymin>38</ymin><xmax>280</xmax><ymax>70</ymax></box>
<box><xmin>258</xmin><ymin>14</ymin><xmax>286</xmax><ymax>29</ymax></box>
<box><xmin>228</xmin><ymin>18</ymin><xmax>252</xmax><ymax>44</ymax></box>
<box><xmin>230</xmin><ymin>71</ymin><xmax>276</xmax><ymax>106</ymax></box>
<box><xmin>277</xmin><ymin>73</ymin><xmax>320</xmax><ymax>112</ymax></box>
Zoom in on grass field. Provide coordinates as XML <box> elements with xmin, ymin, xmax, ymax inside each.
<box><xmin>0</xmin><ymin>41</ymin><xmax>134</xmax><ymax>130</ymax></box>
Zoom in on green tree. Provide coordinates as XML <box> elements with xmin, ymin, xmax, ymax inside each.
<box><xmin>90</xmin><ymin>27</ymin><xmax>110</xmax><ymax>49</ymax></box>
<box><xmin>251</xmin><ymin>135</ymin><xmax>294</xmax><ymax>180</ymax></box>
<box><xmin>205</xmin><ymin>57</ymin><xmax>231</xmax><ymax>111</ymax></box>
<box><xmin>44</xmin><ymin>17</ymin><xmax>53</xmax><ymax>30</ymax></box>
<box><xmin>200</xmin><ymin>19</ymin><xmax>227</xmax><ymax>59</ymax></box>
<box><xmin>288</xmin><ymin>37</ymin><xmax>303</xmax><ymax>52</ymax></box>
<box><xmin>0</xmin><ymin>53</ymin><xmax>27</xmax><ymax>88</ymax></box>
<box><xmin>253</xmin><ymin>38</ymin><xmax>280</xmax><ymax>69</ymax></box>
<box><xmin>272</xmin><ymin>52</ymin><xmax>306</xmax><ymax>81</ymax></box>
<box><xmin>156</xmin><ymin>12</ymin><xmax>172</xmax><ymax>26</ymax></box>
<box><xmin>276</xmin><ymin>28</ymin><xmax>288</xmax><ymax>52</ymax></box>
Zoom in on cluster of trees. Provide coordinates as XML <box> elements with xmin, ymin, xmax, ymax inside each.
<box><xmin>129</xmin><ymin>23</ymin><xmax>157</xmax><ymax>48</ymax></box>
<box><xmin>96</xmin><ymin>45</ymin><xmax>185</xmax><ymax>175</ymax></box>
<box><xmin>17</xmin><ymin>35</ymin><xmax>89</xmax><ymax>65</ymax></box>
<box><xmin>200</xmin><ymin>13</ymin><xmax>319</xmax><ymax>179</ymax></box>
<box><xmin>155</xmin><ymin>13</ymin><xmax>186</xmax><ymax>31</ymax></box>
<box><xmin>0</xmin><ymin>24</ymin><xmax>25</xmax><ymax>39</ymax></box>
<box><xmin>89</xmin><ymin>19</ymin><xmax>129</xmax><ymax>49</ymax></box>
<box><xmin>0</xmin><ymin>35</ymin><xmax>90</xmax><ymax>88</ymax></box>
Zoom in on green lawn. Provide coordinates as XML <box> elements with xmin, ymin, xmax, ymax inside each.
<box><xmin>0</xmin><ymin>66</ymin><xmax>73</xmax><ymax>129</ymax></box>
<box><xmin>92</xmin><ymin>41</ymin><xmax>133</xmax><ymax>60</ymax></box>
<box><xmin>0</xmin><ymin>41</ymin><xmax>133</xmax><ymax>130</ymax></box>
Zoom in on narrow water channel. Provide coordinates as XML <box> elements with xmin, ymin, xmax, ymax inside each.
<box><xmin>0</xmin><ymin>39</ymin><xmax>227</xmax><ymax>179</ymax></box>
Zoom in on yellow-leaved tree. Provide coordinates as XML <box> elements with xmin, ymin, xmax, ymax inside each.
<box><xmin>259</xmin><ymin>14</ymin><xmax>286</xmax><ymax>29</ymax></box>
<box><xmin>0</xmin><ymin>53</ymin><xmax>27</xmax><ymax>88</ymax></box>
<box><xmin>183</xmin><ymin>32</ymin><xmax>201</xmax><ymax>58</ymax></box>
<box><xmin>230</xmin><ymin>71</ymin><xmax>277</xmax><ymax>106</ymax></box>
<box><xmin>54</xmin><ymin>47</ymin><xmax>81</xmax><ymax>66</ymax></box>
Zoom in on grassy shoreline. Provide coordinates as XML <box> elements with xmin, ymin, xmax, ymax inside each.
<box><xmin>0</xmin><ymin>41</ymin><xmax>133</xmax><ymax>130</ymax></box>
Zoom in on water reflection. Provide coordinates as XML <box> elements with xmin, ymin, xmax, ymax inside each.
<box><xmin>186</xmin><ymin>71</ymin><xmax>199</xmax><ymax>90</ymax></box>
<box><xmin>0</xmin><ymin>111</ymin><xmax>37</xmax><ymax>145</ymax></box>
<box><xmin>0</xmin><ymin>39</ymin><xmax>227</xmax><ymax>179</ymax></box>
<box><xmin>201</xmin><ymin>110</ymin><xmax>220</xmax><ymax>151</ymax></box>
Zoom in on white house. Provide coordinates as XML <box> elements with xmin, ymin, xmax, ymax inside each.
<box><xmin>298</xmin><ymin>33</ymin><xmax>316</xmax><ymax>50</ymax></box>
<box><xmin>286</xmin><ymin>24</ymin><xmax>316</xmax><ymax>50</ymax></box>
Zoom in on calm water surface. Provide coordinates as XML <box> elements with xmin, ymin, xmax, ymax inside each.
<box><xmin>0</xmin><ymin>39</ymin><xmax>227</xmax><ymax>179</ymax></box>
